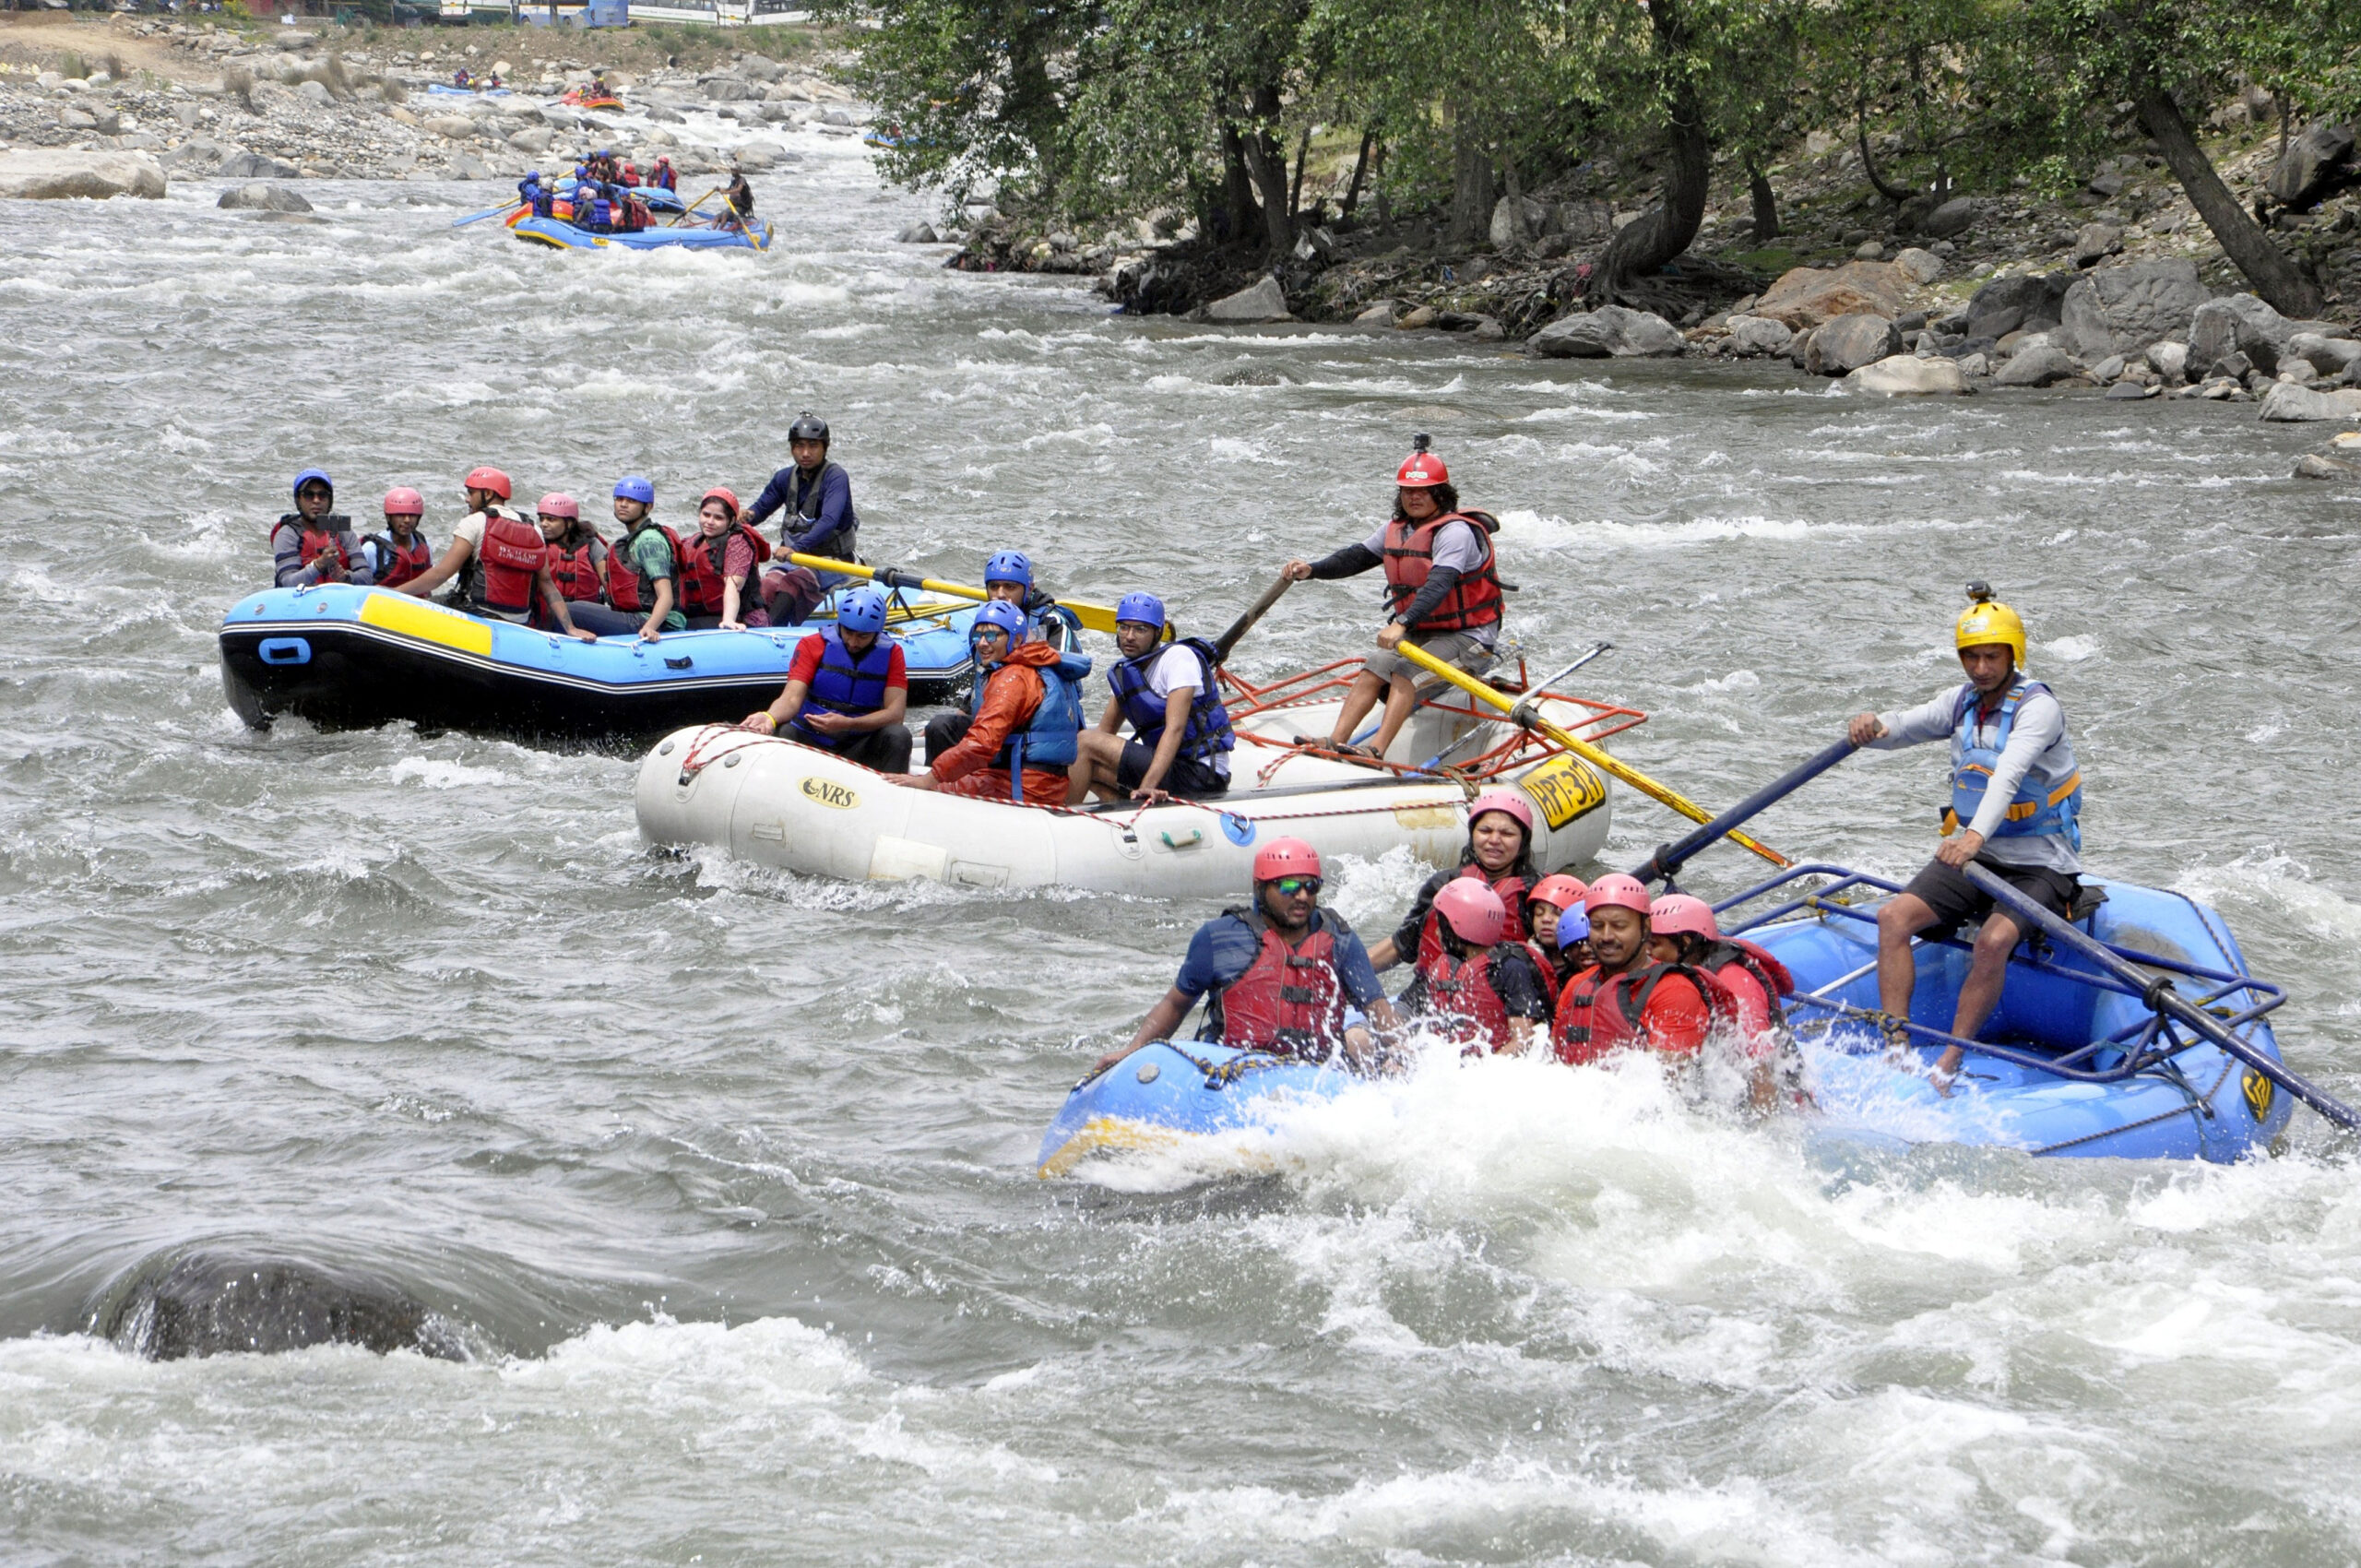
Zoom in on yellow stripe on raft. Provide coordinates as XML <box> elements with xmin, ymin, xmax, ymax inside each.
<box><xmin>359</xmin><ymin>591</ymin><xmax>494</xmax><ymax>656</ymax></box>
<box><xmin>1037</xmin><ymin>1116</ymin><xmax>1183</xmax><ymax>1178</ymax></box>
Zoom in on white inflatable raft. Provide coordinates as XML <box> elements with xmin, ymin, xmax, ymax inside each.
<box><xmin>634</xmin><ymin>678</ymin><xmax>1627</xmax><ymax>896</ymax></box>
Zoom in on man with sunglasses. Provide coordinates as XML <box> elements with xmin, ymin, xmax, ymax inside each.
<box><xmin>1094</xmin><ymin>838</ymin><xmax>1399</xmax><ymax>1075</ymax></box>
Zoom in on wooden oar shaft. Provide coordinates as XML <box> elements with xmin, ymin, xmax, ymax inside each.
<box><xmin>1394</xmin><ymin>639</ymin><xmax>1789</xmax><ymax>867</ymax></box>
<box><xmin>1212</xmin><ymin>573</ymin><xmax>1294</xmax><ymax>663</ymax></box>
<box><xmin>785</xmin><ymin>552</ymin><xmax>1135</xmax><ymax>636</ymax></box>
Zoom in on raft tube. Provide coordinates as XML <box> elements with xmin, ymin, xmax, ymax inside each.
<box><xmin>219</xmin><ymin>584</ymin><xmax>978</xmax><ymax>745</ymax></box>
<box><xmin>1037</xmin><ymin>1040</ymin><xmax>1352</xmax><ymax>1176</ymax></box>
<box><xmin>513</xmin><ymin>215</ymin><xmax>772</xmax><ymax>252</ymax></box>
<box><xmin>1741</xmin><ymin>873</ymin><xmax>2296</xmax><ymax>1161</ymax></box>
<box><xmin>633</xmin><ymin>695</ymin><xmax>1617</xmax><ymax>895</ymax></box>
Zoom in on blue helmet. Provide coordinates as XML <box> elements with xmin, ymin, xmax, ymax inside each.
<box><xmin>1556</xmin><ymin>906</ymin><xmax>1592</xmax><ymax>948</ymax></box>
<box><xmin>982</xmin><ymin>551</ymin><xmax>1032</xmax><ymax>590</ymax></box>
<box><xmin>613</xmin><ymin>474</ymin><xmax>655</xmax><ymax>505</ymax></box>
<box><xmin>292</xmin><ymin>467</ymin><xmax>333</xmax><ymax>501</ymax></box>
<box><xmin>1115</xmin><ymin>591</ymin><xmax>1165</xmax><ymax>630</ymax></box>
<box><xmin>526</xmin><ymin>169</ymin><xmax>541</xmax><ymax>182</ymax></box>
<box><xmin>836</xmin><ymin>587</ymin><xmax>889</xmax><ymax>636</ymax></box>
<box><xmin>970</xmin><ymin>599</ymin><xmax>1027</xmax><ymax>648</ymax></box>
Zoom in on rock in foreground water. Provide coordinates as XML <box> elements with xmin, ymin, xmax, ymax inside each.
<box><xmin>1847</xmin><ymin>355</ymin><xmax>1970</xmax><ymax>395</ymax></box>
<box><xmin>1206</xmin><ymin>276</ymin><xmax>1292</xmax><ymax>323</ymax></box>
<box><xmin>219</xmin><ymin>182</ymin><xmax>313</xmax><ymax>213</ymax></box>
<box><xmin>1528</xmin><ymin>304</ymin><xmax>1685</xmax><ymax>358</ymax></box>
<box><xmin>0</xmin><ymin>149</ymin><xmax>166</xmax><ymax>201</ymax></box>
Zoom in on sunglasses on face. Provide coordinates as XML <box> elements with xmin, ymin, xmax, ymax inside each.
<box><xmin>1268</xmin><ymin>876</ymin><xmax>1322</xmax><ymax>897</ymax></box>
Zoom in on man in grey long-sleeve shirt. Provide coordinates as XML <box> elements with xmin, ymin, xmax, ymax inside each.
<box><xmin>1845</xmin><ymin>590</ymin><xmax>2086</xmax><ymax>1087</ymax></box>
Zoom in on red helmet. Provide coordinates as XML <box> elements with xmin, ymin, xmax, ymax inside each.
<box><xmin>1527</xmin><ymin>873</ymin><xmax>1589</xmax><ymax>914</ymax></box>
<box><xmin>1432</xmin><ymin>878</ymin><xmax>1507</xmax><ymax>947</ymax></box>
<box><xmin>1466</xmin><ymin>790</ymin><xmax>1534</xmax><ymax>841</ymax></box>
<box><xmin>1252</xmin><ymin>837</ymin><xmax>1323</xmax><ymax>883</ymax></box>
<box><xmin>1648</xmin><ymin>894</ymin><xmax>1720</xmax><ymax>942</ymax></box>
<box><xmin>463</xmin><ymin>466</ymin><xmax>512</xmax><ymax>500</ymax></box>
<box><xmin>1584</xmin><ymin>873</ymin><xmax>1654</xmax><ymax>917</ymax></box>
<box><xmin>1396</xmin><ymin>450</ymin><xmax>1449</xmax><ymax>489</ymax></box>
<box><xmin>700</xmin><ymin>486</ymin><xmax>741</xmax><ymax>518</ymax></box>
<box><xmin>536</xmin><ymin>493</ymin><xmax>579</xmax><ymax>520</ymax></box>
<box><xmin>382</xmin><ymin>487</ymin><xmax>423</xmax><ymax>517</ymax></box>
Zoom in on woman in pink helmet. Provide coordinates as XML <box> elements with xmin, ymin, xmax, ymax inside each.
<box><xmin>1367</xmin><ymin>789</ymin><xmax>1540</xmax><ymax>976</ymax></box>
<box><xmin>1395</xmin><ymin>878</ymin><xmax>1554</xmax><ymax>1056</ymax></box>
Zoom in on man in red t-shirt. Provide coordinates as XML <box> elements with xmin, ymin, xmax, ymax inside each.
<box><xmin>740</xmin><ymin>587</ymin><xmax>912</xmax><ymax>773</ymax></box>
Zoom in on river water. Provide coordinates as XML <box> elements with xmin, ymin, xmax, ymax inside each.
<box><xmin>5</xmin><ymin>121</ymin><xmax>2361</xmax><ymax>1565</ymax></box>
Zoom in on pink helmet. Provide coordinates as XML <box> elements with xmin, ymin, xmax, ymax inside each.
<box><xmin>1648</xmin><ymin>894</ymin><xmax>1720</xmax><ymax>942</ymax></box>
<box><xmin>382</xmin><ymin>487</ymin><xmax>423</xmax><ymax>517</ymax></box>
<box><xmin>1527</xmin><ymin>873</ymin><xmax>1589</xmax><ymax>914</ymax></box>
<box><xmin>536</xmin><ymin>493</ymin><xmax>579</xmax><ymax>520</ymax></box>
<box><xmin>700</xmin><ymin>486</ymin><xmax>741</xmax><ymax>518</ymax></box>
<box><xmin>1584</xmin><ymin>873</ymin><xmax>1653</xmax><ymax>917</ymax></box>
<box><xmin>1431</xmin><ymin>878</ymin><xmax>1507</xmax><ymax>946</ymax></box>
<box><xmin>1466</xmin><ymin>790</ymin><xmax>1534</xmax><ymax>841</ymax></box>
<box><xmin>1252</xmin><ymin>837</ymin><xmax>1323</xmax><ymax>883</ymax></box>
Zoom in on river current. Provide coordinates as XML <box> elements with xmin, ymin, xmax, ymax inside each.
<box><xmin>4</xmin><ymin>121</ymin><xmax>2361</xmax><ymax>1565</ymax></box>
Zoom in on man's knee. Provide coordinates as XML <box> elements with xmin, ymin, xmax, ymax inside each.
<box><xmin>1973</xmin><ymin>914</ymin><xmax>2022</xmax><ymax>960</ymax></box>
<box><xmin>1880</xmin><ymin>895</ymin><xmax>1934</xmax><ymax>940</ymax></box>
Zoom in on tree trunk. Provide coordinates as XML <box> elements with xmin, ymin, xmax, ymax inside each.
<box><xmin>1218</xmin><ymin>119</ymin><xmax>1261</xmax><ymax>251</ymax></box>
<box><xmin>1237</xmin><ymin>80</ymin><xmax>1296</xmax><ymax>255</ymax></box>
<box><xmin>1748</xmin><ymin>160</ymin><xmax>1778</xmax><ymax>240</ymax></box>
<box><xmin>1591</xmin><ymin>0</ymin><xmax>1711</xmax><ymax>301</ymax></box>
<box><xmin>1857</xmin><ymin>123</ymin><xmax>1914</xmax><ymax>206</ymax></box>
<box><xmin>1500</xmin><ymin>152</ymin><xmax>1525</xmax><ymax>255</ymax></box>
<box><xmin>1447</xmin><ymin>110</ymin><xmax>1494</xmax><ymax>248</ymax></box>
<box><xmin>1287</xmin><ymin>124</ymin><xmax>1311</xmax><ymax>220</ymax></box>
<box><xmin>1342</xmin><ymin>129</ymin><xmax>1375</xmax><ymax>218</ymax></box>
<box><xmin>2133</xmin><ymin>75</ymin><xmax>2323</xmax><ymax>317</ymax></box>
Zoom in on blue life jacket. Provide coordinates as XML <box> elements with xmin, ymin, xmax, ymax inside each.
<box><xmin>790</xmin><ymin>628</ymin><xmax>896</xmax><ymax>747</ymax></box>
<box><xmin>972</xmin><ymin>659</ymin><xmax>1081</xmax><ymax>802</ymax></box>
<box><xmin>1947</xmin><ymin>676</ymin><xmax>2082</xmax><ymax>850</ymax></box>
<box><xmin>589</xmin><ymin>196</ymin><xmax>611</xmax><ymax>230</ymax></box>
<box><xmin>1107</xmin><ymin>636</ymin><xmax>1235</xmax><ymax>764</ymax></box>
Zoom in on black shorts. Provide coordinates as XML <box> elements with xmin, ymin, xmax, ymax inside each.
<box><xmin>1117</xmin><ymin>739</ymin><xmax>1229</xmax><ymax>798</ymax></box>
<box><xmin>1904</xmin><ymin>855</ymin><xmax>2078</xmax><ymax>939</ymax></box>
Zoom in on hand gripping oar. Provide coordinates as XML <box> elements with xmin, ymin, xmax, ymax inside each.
<box><xmin>1959</xmin><ymin>861</ymin><xmax>2361</xmax><ymax>1133</ymax></box>
<box><xmin>786</xmin><ymin>552</ymin><xmax>1145</xmax><ymax>638</ymax></box>
<box><xmin>1211</xmin><ymin>573</ymin><xmax>1294</xmax><ymax>663</ymax></box>
<box><xmin>452</xmin><ymin>199</ymin><xmax>525</xmax><ymax>228</ymax></box>
<box><xmin>1394</xmin><ymin>639</ymin><xmax>1789</xmax><ymax>867</ymax></box>
<box><xmin>1630</xmin><ymin>738</ymin><xmax>1857</xmax><ymax>885</ymax></box>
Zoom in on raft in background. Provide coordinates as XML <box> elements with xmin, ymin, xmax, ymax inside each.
<box><xmin>219</xmin><ymin>584</ymin><xmax>978</xmax><ymax>746</ymax></box>
<box><xmin>635</xmin><ymin>657</ymin><xmax>1629</xmax><ymax>896</ymax></box>
<box><xmin>513</xmin><ymin>214</ymin><xmax>773</xmax><ymax>253</ymax></box>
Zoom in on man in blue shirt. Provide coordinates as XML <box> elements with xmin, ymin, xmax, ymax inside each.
<box><xmin>750</xmin><ymin>411</ymin><xmax>860</xmax><ymax>627</ymax></box>
<box><xmin>1094</xmin><ymin>839</ymin><xmax>1399</xmax><ymax>1075</ymax></box>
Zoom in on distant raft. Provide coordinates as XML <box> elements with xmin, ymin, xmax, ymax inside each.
<box><xmin>513</xmin><ymin>215</ymin><xmax>772</xmax><ymax>252</ymax></box>
<box><xmin>219</xmin><ymin>584</ymin><xmax>978</xmax><ymax>746</ymax></box>
<box><xmin>635</xmin><ymin>661</ymin><xmax>1629</xmax><ymax>896</ymax></box>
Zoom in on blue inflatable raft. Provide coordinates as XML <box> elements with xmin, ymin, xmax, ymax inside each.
<box><xmin>514</xmin><ymin>215</ymin><xmax>772</xmax><ymax>253</ymax></box>
<box><xmin>219</xmin><ymin>584</ymin><xmax>977</xmax><ymax>747</ymax></box>
<box><xmin>1038</xmin><ymin>1041</ymin><xmax>1355</xmax><ymax>1177</ymax></box>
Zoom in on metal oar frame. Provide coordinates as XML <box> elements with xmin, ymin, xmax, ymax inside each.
<box><xmin>1714</xmin><ymin>863</ymin><xmax>2288</xmax><ymax>1090</ymax></box>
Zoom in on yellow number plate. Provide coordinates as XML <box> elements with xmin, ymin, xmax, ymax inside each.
<box><xmin>1521</xmin><ymin>754</ymin><xmax>1609</xmax><ymax>829</ymax></box>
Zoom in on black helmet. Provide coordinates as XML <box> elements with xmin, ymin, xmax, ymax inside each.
<box><xmin>789</xmin><ymin>411</ymin><xmax>830</xmax><ymax>446</ymax></box>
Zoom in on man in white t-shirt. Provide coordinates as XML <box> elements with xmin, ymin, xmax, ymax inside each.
<box><xmin>1068</xmin><ymin>591</ymin><xmax>1237</xmax><ymax>804</ymax></box>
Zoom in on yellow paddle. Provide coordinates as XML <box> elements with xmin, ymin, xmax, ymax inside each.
<box><xmin>1394</xmin><ymin>639</ymin><xmax>1790</xmax><ymax>867</ymax></box>
<box><xmin>786</xmin><ymin>552</ymin><xmax>1146</xmax><ymax>638</ymax></box>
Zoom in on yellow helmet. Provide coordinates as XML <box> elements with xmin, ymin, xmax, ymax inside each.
<box><xmin>1954</xmin><ymin>582</ymin><xmax>2025</xmax><ymax>668</ymax></box>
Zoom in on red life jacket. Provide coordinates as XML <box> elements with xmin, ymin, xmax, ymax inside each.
<box><xmin>606</xmin><ymin>521</ymin><xmax>687</xmax><ymax>613</ymax></box>
<box><xmin>365</xmin><ymin>531</ymin><xmax>432</xmax><ymax>588</ymax></box>
<box><xmin>1696</xmin><ymin>938</ymin><xmax>1793</xmax><ymax>1051</ymax></box>
<box><xmin>1414</xmin><ymin>942</ymin><xmax>1555</xmax><ymax>1056</ymax></box>
<box><xmin>546</xmin><ymin>530</ymin><xmax>608</xmax><ymax>601</ymax></box>
<box><xmin>1380</xmin><ymin>509</ymin><xmax>1505</xmax><ymax>633</ymax></box>
<box><xmin>1551</xmin><ymin>961</ymin><xmax>1734</xmax><ymax>1066</ymax></box>
<box><xmin>468</xmin><ymin>508</ymin><xmax>547</xmax><ymax>615</ymax></box>
<box><xmin>1206</xmin><ymin>907</ymin><xmax>1350</xmax><ymax>1061</ymax></box>
<box><xmin>677</xmin><ymin>523</ymin><xmax>774</xmax><ymax>616</ymax></box>
<box><xmin>1413</xmin><ymin>864</ymin><xmax>1530</xmax><ymax>974</ymax></box>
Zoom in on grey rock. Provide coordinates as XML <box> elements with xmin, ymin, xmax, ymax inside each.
<box><xmin>1205</xmin><ymin>275</ymin><xmax>1292</xmax><ymax>324</ymax></box>
<box><xmin>702</xmin><ymin>77</ymin><xmax>760</xmax><ymax>101</ymax></box>
<box><xmin>2265</xmin><ymin>121</ymin><xmax>2356</xmax><ymax>209</ymax></box>
<box><xmin>506</xmin><ymin>126</ymin><xmax>553</xmax><ymax>154</ymax></box>
<box><xmin>2289</xmin><ymin>332</ymin><xmax>2361</xmax><ymax>376</ymax></box>
<box><xmin>1854</xmin><ymin>239</ymin><xmax>1885</xmax><ymax>260</ymax></box>
<box><xmin>1922</xmin><ymin>196</ymin><xmax>1976</xmax><ymax>238</ymax></box>
<box><xmin>733</xmin><ymin>139</ymin><xmax>785</xmax><ymax>170</ymax></box>
<box><xmin>1469</xmin><ymin>315</ymin><xmax>1505</xmax><ymax>342</ymax></box>
<box><xmin>1528</xmin><ymin>303</ymin><xmax>1686</xmax><ymax>359</ymax></box>
<box><xmin>0</xmin><ymin>148</ymin><xmax>166</xmax><ymax>200</ymax></box>
<box><xmin>2104</xmin><ymin>380</ymin><xmax>2159</xmax><ymax>400</ymax></box>
<box><xmin>2146</xmin><ymin>340</ymin><xmax>2189</xmax><ymax>382</ymax></box>
<box><xmin>2070</xmin><ymin>222</ymin><xmax>2123</xmax><ymax>267</ymax></box>
<box><xmin>99</xmin><ymin>1249</ymin><xmax>458</xmax><ymax>1364</ymax></box>
<box><xmin>1892</xmin><ymin>246</ymin><xmax>1943</xmax><ymax>284</ymax></box>
<box><xmin>2258</xmin><ymin>383</ymin><xmax>2361</xmax><ymax>422</ymax></box>
<box><xmin>295</xmin><ymin>78</ymin><xmax>331</xmax><ymax>104</ymax></box>
<box><xmin>2085</xmin><ymin>171</ymin><xmax>2126</xmax><ymax>199</ymax></box>
<box><xmin>1846</xmin><ymin>354</ymin><xmax>1969</xmax><ymax>396</ymax></box>
<box><xmin>2189</xmin><ymin>292</ymin><xmax>2293</xmax><ymax>378</ymax></box>
<box><xmin>896</xmin><ymin>220</ymin><xmax>939</xmax><ymax>244</ymax></box>
<box><xmin>422</xmin><ymin>113</ymin><xmax>478</xmax><ymax>141</ymax></box>
<box><xmin>57</xmin><ymin>105</ymin><xmax>97</xmax><ymax>131</ymax></box>
<box><xmin>1352</xmin><ymin>299</ymin><xmax>1397</xmax><ymax>327</ymax></box>
<box><xmin>217</xmin><ymin>180</ymin><xmax>310</xmax><ymax>212</ymax></box>
<box><xmin>1488</xmin><ymin>194</ymin><xmax>1545</xmax><ymax>251</ymax></box>
<box><xmin>1725</xmin><ymin>314</ymin><xmax>1794</xmax><ymax>356</ymax></box>
<box><xmin>1964</xmin><ymin>271</ymin><xmax>2073</xmax><ymax>341</ymax></box>
<box><xmin>1993</xmin><ymin>342</ymin><xmax>2083</xmax><ymax>387</ymax></box>
<box><xmin>821</xmin><ymin>106</ymin><xmax>860</xmax><ymax>126</ymax></box>
<box><xmin>1805</xmin><ymin>312</ymin><xmax>1904</xmax><ymax>375</ymax></box>
<box><xmin>2296</xmin><ymin>454</ymin><xmax>2360</xmax><ymax>479</ymax></box>
<box><xmin>2090</xmin><ymin>353</ymin><xmax>2127</xmax><ymax>383</ymax></box>
<box><xmin>1957</xmin><ymin>351</ymin><xmax>1992</xmax><ymax>378</ymax></box>
<box><xmin>445</xmin><ymin>150</ymin><xmax>496</xmax><ymax>181</ymax></box>
<box><xmin>162</xmin><ymin>135</ymin><xmax>234</xmax><ymax>173</ymax></box>
<box><xmin>2058</xmin><ymin>257</ymin><xmax>2211</xmax><ymax>362</ymax></box>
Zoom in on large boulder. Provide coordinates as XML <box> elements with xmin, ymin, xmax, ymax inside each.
<box><xmin>217</xmin><ymin>151</ymin><xmax>302</xmax><ymax>181</ymax></box>
<box><xmin>1846</xmin><ymin>354</ymin><xmax>1970</xmax><ymax>396</ymax></box>
<box><xmin>1205</xmin><ymin>275</ymin><xmax>1292</xmax><ymax>324</ymax></box>
<box><xmin>1527</xmin><ymin>303</ymin><xmax>1686</xmax><ymax>358</ymax></box>
<box><xmin>733</xmin><ymin>139</ymin><xmax>786</xmax><ymax>170</ymax></box>
<box><xmin>161</xmin><ymin>135</ymin><xmax>235</xmax><ymax>174</ymax></box>
<box><xmin>2069</xmin><ymin>222</ymin><xmax>2123</xmax><ymax>267</ymax></box>
<box><xmin>896</xmin><ymin>220</ymin><xmax>939</xmax><ymax>244</ymax></box>
<box><xmin>1964</xmin><ymin>271</ymin><xmax>2073</xmax><ymax>341</ymax></box>
<box><xmin>2265</xmin><ymin>121</ymin><xmax>2356</xmax><ymax>209</ymax></box>
<box><xmin>1892</xmin><ymin>247</ymin><xmax>1944</xmax><ymax>285</ymax></box>
<box><xmin>1750</xmin><ymin>260</ymin><xmax>1909</xmax><ymax>329</ymax></box>
<box><xmin>422</xmin><ymin>114</ymin><xmax>478</xmax><ymax>141</ymax></box>
<box><xmin>1488</xmin><ymin>195</ymin><xmax>1545</xmax><ymax>251</ymax></box>
<box><xmin>217</xmin><ymin>181</ymin><xmax>311</xmax><ymax>212</ymax></box>
<box><xmin>0</xmin><ymin>149</ymin><xmax>166</xmax><ymax>200</ymax></box>
<box><xmin>2258</xmin><ymin>383</ymin><xmax>2361</xmax><ymax>423</ymax></box>
<box><xmin>2189</xmin><ymin>292</ymin><xmax>2294</xmax><ymax>378</ymax></box>
<box><xmin>1992</xmin><ymin>341</ymin><xmax>2083</xmax><ymax>387</ymax></box>
<box><xmin>702</xmin><ymin>77</ymin><xmax>761</xmax><ymax>101</ymax></box>
<box><xmin>1921</xmin><ymin>196</ymin><xmax>1977</xmax><ymax>238</ymax></box>
<box><xmin>505</xmin><ymin>126</ymin><xmax>554</xmax><ymax>154</ymax></box>
<box><xmin>1724</xmin><ymin>315</ymin><xmax>1794</xmax><ymax>357</ymax></box>
<box><xmin>1805</xmin><ymin>313</ymin><xmax>1904</xmax><ymax>375</ymax></box>
<box><xmin>2058</xmin><ymin>257</ymin><xmax>2211</xmax><ymax>361</ymax></box>
<box><xmin>2288</xmin><ymin>332</ymin><xmax>2361</xmax><ymax>378</ymax></box>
